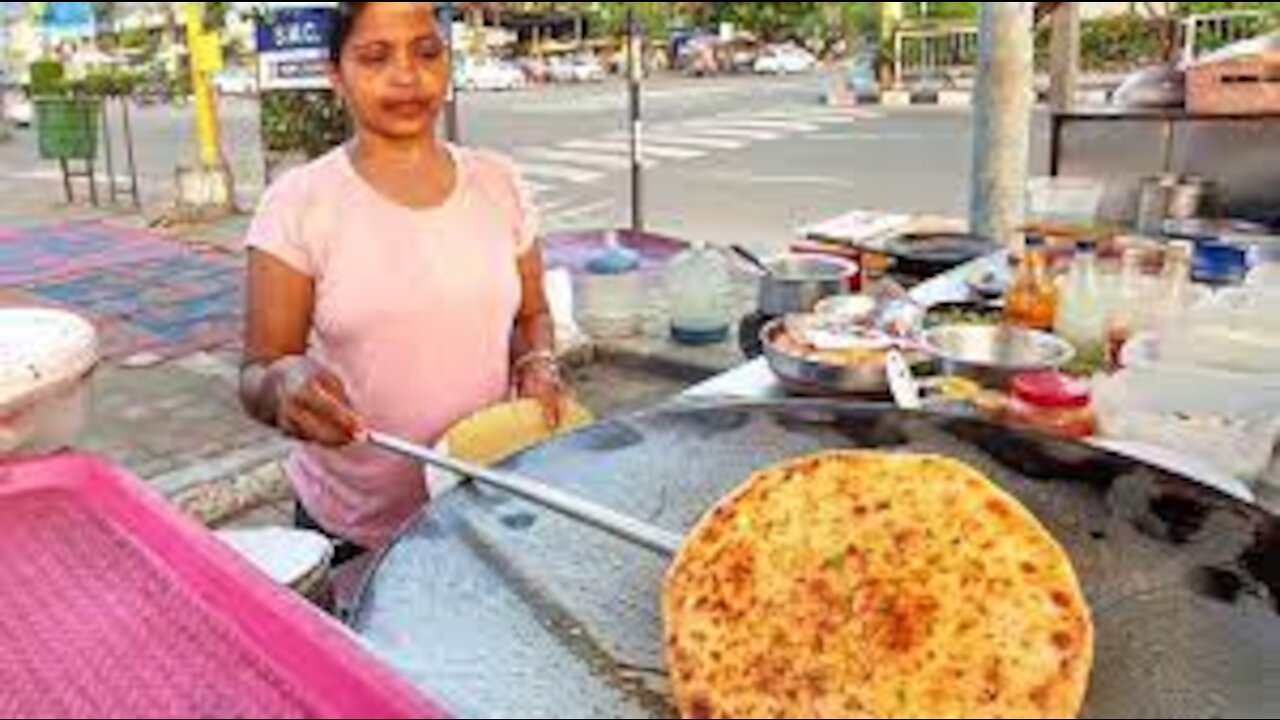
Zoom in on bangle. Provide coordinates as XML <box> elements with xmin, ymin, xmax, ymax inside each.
<box><xmin>513</xmin><ymin>350</ymin><xmax>559</xmax><ymax>376</ymax></box>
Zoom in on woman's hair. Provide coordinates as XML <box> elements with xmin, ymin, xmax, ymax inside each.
<box><xmin>330</xmin><ymin>2</ymin><xmax>368</xmax><ymax>64</ymax></box>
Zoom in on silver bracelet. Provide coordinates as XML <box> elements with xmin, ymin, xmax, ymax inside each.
<box><xmin>512</xmin><ymin>350</ymin><xmax>560</xmax><ymax>376</ymax></box>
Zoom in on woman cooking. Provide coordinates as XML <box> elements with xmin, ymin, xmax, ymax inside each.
<box><xmin>240</xmin><ymin>1</ymin><xmax>567</xmax><ymax>561</ymax></box>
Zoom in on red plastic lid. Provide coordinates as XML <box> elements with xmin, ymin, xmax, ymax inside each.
<box><xmin>1012</xmin><ymin>371</ymin><xmax>1093</xmax><ymax>409</ymax></box>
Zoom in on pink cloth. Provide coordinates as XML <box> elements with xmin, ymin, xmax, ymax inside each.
<box><xmin>246</xmin><ymin>145</ymin><xmax>538</xmax><ymax>548</ymax></box>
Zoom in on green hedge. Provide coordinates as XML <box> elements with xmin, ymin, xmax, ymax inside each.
<box><xmin>260</xmin><ymin>91</ymin><xmax>350</xmax><ymax>160</ymax></box>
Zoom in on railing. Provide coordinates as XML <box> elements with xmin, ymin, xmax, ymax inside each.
<box><xmin>1182</xmin><ymin>10</ymin><xmax>1271</xmax><ymax>63</ymax></box>
<box><xmin>893</xmin><ymin>26</ymin><xmax>979</xmax><ymax>83</ymax></box>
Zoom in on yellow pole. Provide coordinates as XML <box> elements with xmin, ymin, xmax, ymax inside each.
<box><xmin>183</xmin><ymin>2</ymin><xmax>221</xmax><ymax>167</ymax></box>
<box><xmin>881</xmin><ymin>1</ymin><xmax>905</xmax><ymax>41</ymax></box>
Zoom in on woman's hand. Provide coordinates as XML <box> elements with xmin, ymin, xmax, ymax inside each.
<box><xmin>272</xmin><ymin>356</ymin><xmax>365</xmax><ymax>447</ymax></box>
<box><xmin>515</xmin><ymin>354</ymin><xmax>569</xmax><ymax>428</ymax></box>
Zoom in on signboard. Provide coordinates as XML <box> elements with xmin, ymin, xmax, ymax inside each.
<box><xmin>35</xmin><ymin>1</ymin><xmax>94</xmax><ymax>39</ymax></box>
<box><xmin>257</xmin><ymin>5</ymin><xmax>336</xmax><ymax>92</ymax></box>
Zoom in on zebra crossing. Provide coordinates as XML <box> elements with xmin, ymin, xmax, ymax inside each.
<box><xmin>514</xmin><ymin>106</ymin><xmax>881</xmax><ymax>200</ymax></box>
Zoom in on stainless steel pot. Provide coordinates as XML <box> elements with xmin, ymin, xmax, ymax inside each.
<box><xmin>757</xmin><ymin>255</ymin><xmax>859</xmax><ymax>317</ymax></box>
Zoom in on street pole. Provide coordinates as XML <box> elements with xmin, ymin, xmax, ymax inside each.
<box><xmin>443</xmin><ymin>0</ymin><xmax>460</xmax><ymax>143</ymax></box>
<box><xmin>627</xmin><ymin>5</ymin><xmax>643</xmax><ymax>236</ymax></box>
<box><xmin>970</xmin><ymin>2</ymin><xmax>1034</xmax><ymax>249</ymax></box>
<box><xmin>1049</xmin><ymin>2</ymin><xmax>1082</xmax><ymax>114</ymax></box>
<box><xmin>183</xmin><ymin>1</ymin><xmax>221</xmax><ymax>168</ymax></box>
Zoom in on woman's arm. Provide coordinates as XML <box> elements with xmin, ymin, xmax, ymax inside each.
<box><xmin>241</xmin><ymin>249</ymin><xmax>363</xmax><ymax>446</ymax></box>
<box><xmin>511</xmin><ymin>243</ymin><xmax>568</xmax><ymax>425</ymax></box>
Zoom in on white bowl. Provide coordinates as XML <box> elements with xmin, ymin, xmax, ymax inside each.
<box><xmin>1</xmin><ymin>309</ymin><xmax>99</xmax><ymax>457</ymax></box>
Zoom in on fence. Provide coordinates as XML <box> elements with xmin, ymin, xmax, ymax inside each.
<box><xmin>891</xmin><ymin>9</ymin><xmax>1274</xmax><ymax>86</ymax></box>
<box><xmin>1182</xmin><ymin>10</ymin><xmax>1272</xmax><ymax>63</ymax></box>
<box><xmin>893</xmin><ymin>26</ymin><xmax>979</xmax><ymax>83</ymax></box>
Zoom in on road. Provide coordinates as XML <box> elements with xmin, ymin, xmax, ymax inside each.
<box><xmin>0</xmin><ymin>73</ymin><xmax>1051</xmax><ymax>251</ymax></box>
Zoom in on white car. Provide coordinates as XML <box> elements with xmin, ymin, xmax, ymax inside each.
<box><xmin>213</xmin><ymin>69</ymin><xmax>259</xmax><ymax>97</ymax></box>
<box><xmin>460</xmin><ymin>60</ymin><xmax>527</xmax><ymax>92</ymax></box>
<box><xmin>754</xmin><ymin>46</ymin><xmax>817</xmax><ymax>75</ymax></box>
<box><xmin>2</xmin><ymin>91</ymin><xmax>33</xmax><ymax>127</ymax></box>
<box><xmin>548</xmin><ymin>55</ymin><xmax>606</xmax><ymax>84</ymax></box>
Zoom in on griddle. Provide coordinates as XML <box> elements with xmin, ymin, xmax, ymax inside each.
<box><xmin>352</xmin><ymin>401</ymin><xmax>1280</xmax><ymax>720</ymax></box>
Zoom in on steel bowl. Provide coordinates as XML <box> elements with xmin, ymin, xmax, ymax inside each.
<box><xmin>761</xmin><ymin>319</ymin><xmax>933</xmax><ymax>396</ymax></box>
<box><xmin>924</xmin><ymin>324</ymin><xmax>1076</xmax><ymax>388</ymax></box>
<box><xmin>758</xmin><ymin>255</ymin><xmax>859</xmax><ymax>317</ymax></box>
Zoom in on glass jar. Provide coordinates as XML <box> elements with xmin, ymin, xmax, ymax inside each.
<box><xmin>1006</xmin><ymin>371</ymin><xmax>1097</xmax><ymax>441</ymax></box>
<box><xmin>1005</xmin><ymin>236</ymin><xmax>1059</xmax><ymax>331</ymax></box>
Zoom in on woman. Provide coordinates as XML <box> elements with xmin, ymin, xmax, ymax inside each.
<box><xmin>240</xmin><ymin>1</ymin><xmax>566</xmax><ymax>560</ymax></box>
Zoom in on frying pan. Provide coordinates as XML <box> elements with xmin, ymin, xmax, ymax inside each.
<box><xmin>353</xmin><ymin>401</ymin><xmax>1280</xmax><ymax>719</ymax></box>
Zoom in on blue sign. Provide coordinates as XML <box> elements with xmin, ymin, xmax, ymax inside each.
<box><xmin>41</xmin><ymin>1</ymin><xmax>94</xmax><ymax>33</ymax></box>
<box><xmin>257</xmin><ymin>7</ymin><xmax>336</xmax><ymax>54</ymax></box>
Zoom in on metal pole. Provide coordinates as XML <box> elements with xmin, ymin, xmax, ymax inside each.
<box><xmin>183</xmin><ymin>2</ymin><xmax>222</xmax><ymax>167</ymax></box>
<box><xmin>627</xmin><ymin>6</ymin><xmax>643</xmax><ymax>235</ymax></box>
<box><xmin>970</xmin><ymin>2</ymin><xmax>1034</xmax><ymax>248</ymax></box>
<box><xmin>102</xmin><ymin>98</ymin><xmax>118</xmax><ymax>204</ymax></box>
<box><xmin>122</xmin><ymin>97</ymin><xmax>141</xmax><ymax>209</ymax></box>
<box><xmin>443</xmin><ymin>1</ymin><xmax>460</xmax><ymax>143</ymax></box>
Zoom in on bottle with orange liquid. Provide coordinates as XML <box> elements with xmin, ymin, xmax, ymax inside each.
<box><xmin>1004</xmin><ymin>236</ymin><xmax>1059</xmax><ymax>331</ymax></box>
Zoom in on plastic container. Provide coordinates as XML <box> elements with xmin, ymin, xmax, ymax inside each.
<box><xmin>1</xmin><ymin>308</ymin><xmax>98</xmax><ymax>457</ymax></box>
<box><xmin>1027</xmin><ymin>177</ymin><xmax>1104</xmax><ymax>227</ymax></box>
<box><xmin>575</xmin><ymin>237</ymin><xmax>645</xmax><ymax>340</ymax></box>
<box><xmin>0</xmin><ymin>453</ymin><xmax>446</xmax><ymax>718</ymax></box>
<box><xmin>666</xmin><ymin>241</ymin><xmax>733</xmax><ymax>345</ymax></box>
<box><xmin>1007</xmin><ymin>371</ymin><xmax>1097</xmax><ymax>441</ymax></box>
<box><xmin>1126</xmin><ymin>285</ymin><xmax>1280</xmax><ymax>378</ymax></box>
<box><xmin>1094</xmin><ymin>367</ymin><xmax>1280</xmax><ymax>484</ymax></box>
<box><xmin>1193</xmin><ymin>241</ymin><xmax>1251</xmax><ymax>287</ymax></box>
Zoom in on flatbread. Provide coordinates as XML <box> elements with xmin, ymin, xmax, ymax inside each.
<box><xmin>663</xmin><ymin>452</ymin><xmax>1093</xmax><ymax>719</ymax></box>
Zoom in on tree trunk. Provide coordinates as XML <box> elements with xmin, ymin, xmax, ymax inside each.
<box><xmin>970</xmin><ymin>2</ymin><xmax>1035</xmax><ymax>248</ymax></box>
<box><xmin>1049</xmin><ymin>2</ymin><xmax>1081</xmax><ymax>113</ymax></box>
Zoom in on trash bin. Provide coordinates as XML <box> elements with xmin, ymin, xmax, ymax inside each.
<box><xmin>35</xmin><ymin>97</ymin><xmax>100</xmax><ymax>161</ymax></box>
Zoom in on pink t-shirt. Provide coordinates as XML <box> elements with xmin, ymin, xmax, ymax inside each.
<box><xmin>246</xmin><ymin>145</ymin><xmax>538</xmax><ymax>548</ymax></box>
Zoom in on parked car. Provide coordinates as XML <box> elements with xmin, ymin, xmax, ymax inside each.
<box><xmin>754</xmin><ymin>44</ymin><xmax>817</xmax><ymax>75</ymax></box>
<box><xmin>846</xmin><ymin>61</ymin><xmax>881</xmax><ymax>103</ymax></box>
<box><xmin>548</xmin><ymin>55</ymin><xmax>607</xmax><ymax>83</ymax></box>
<box><xmin>2</xmin><ymin>90</ymin><xmax>33</xmax><ymax>128</ymax></box>
<box><xmin>213</xmin><ymin>68</ymin><xmax>259</xmax><ymax>97</ymax></box>
<box><xmin>459</xmin><ymin>59</ymin><xmax>527</xmax><ymax>92</ymax></box>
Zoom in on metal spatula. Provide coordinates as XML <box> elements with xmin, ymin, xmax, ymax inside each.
<box><xmin>366</xmin><ymin>431</ymin><xmax>683</xmax><ymax>557</ymax></box>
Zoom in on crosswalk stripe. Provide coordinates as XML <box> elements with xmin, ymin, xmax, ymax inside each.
<box><xmin>628</xmin><ymin>133</ymin><xmax>746</xmax><ymax>150</ymax></box>
<box><xmin>692</xmin><ymin>118</ymin><xmax>821</xmax><ymax>132</ymax></box>
<box><xmin>747</xmin><ymin>112</ymin><xmax>859</xmax><ymax>125</ymax></box>
<box><xmin>561</xmin><ymin>139</ymin><xmax>707</xmax><ymax>161</ymax></box>
<box><xmin>665</xmin><ymin>125</ymin><xmax>780</xmax><ymax>141</ymax></box>
<box><xmin>522</xmin><ymin>147</ymin><xmax>649</xmax><ymax>170</ymax></box>
<box><xmin>513</xmin><ymin>162</ymin><xmax>603</xmax><ymax>184</ymax></box>
<box><xmin>757</xmin><ymin>108</ymin><xmax>884</xmax><ymax>121</ymax></box>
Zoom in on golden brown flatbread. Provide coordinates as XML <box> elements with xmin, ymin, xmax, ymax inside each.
<box><xmin>663</xmin><ymin>452</ymin><xmax>1093</xmax><ymax>720</ymax></box>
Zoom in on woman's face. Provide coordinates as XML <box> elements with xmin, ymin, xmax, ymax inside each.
<box><xmin>330</xmin><ymin>3</ymin><xmax>448</xmax><ymax>142</ymax></box>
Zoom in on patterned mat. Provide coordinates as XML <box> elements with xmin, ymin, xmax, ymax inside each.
<box><xmin>2</xmin><ymin>222</ymin><xmax>243</xmax><ymax>361</ymax></box>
